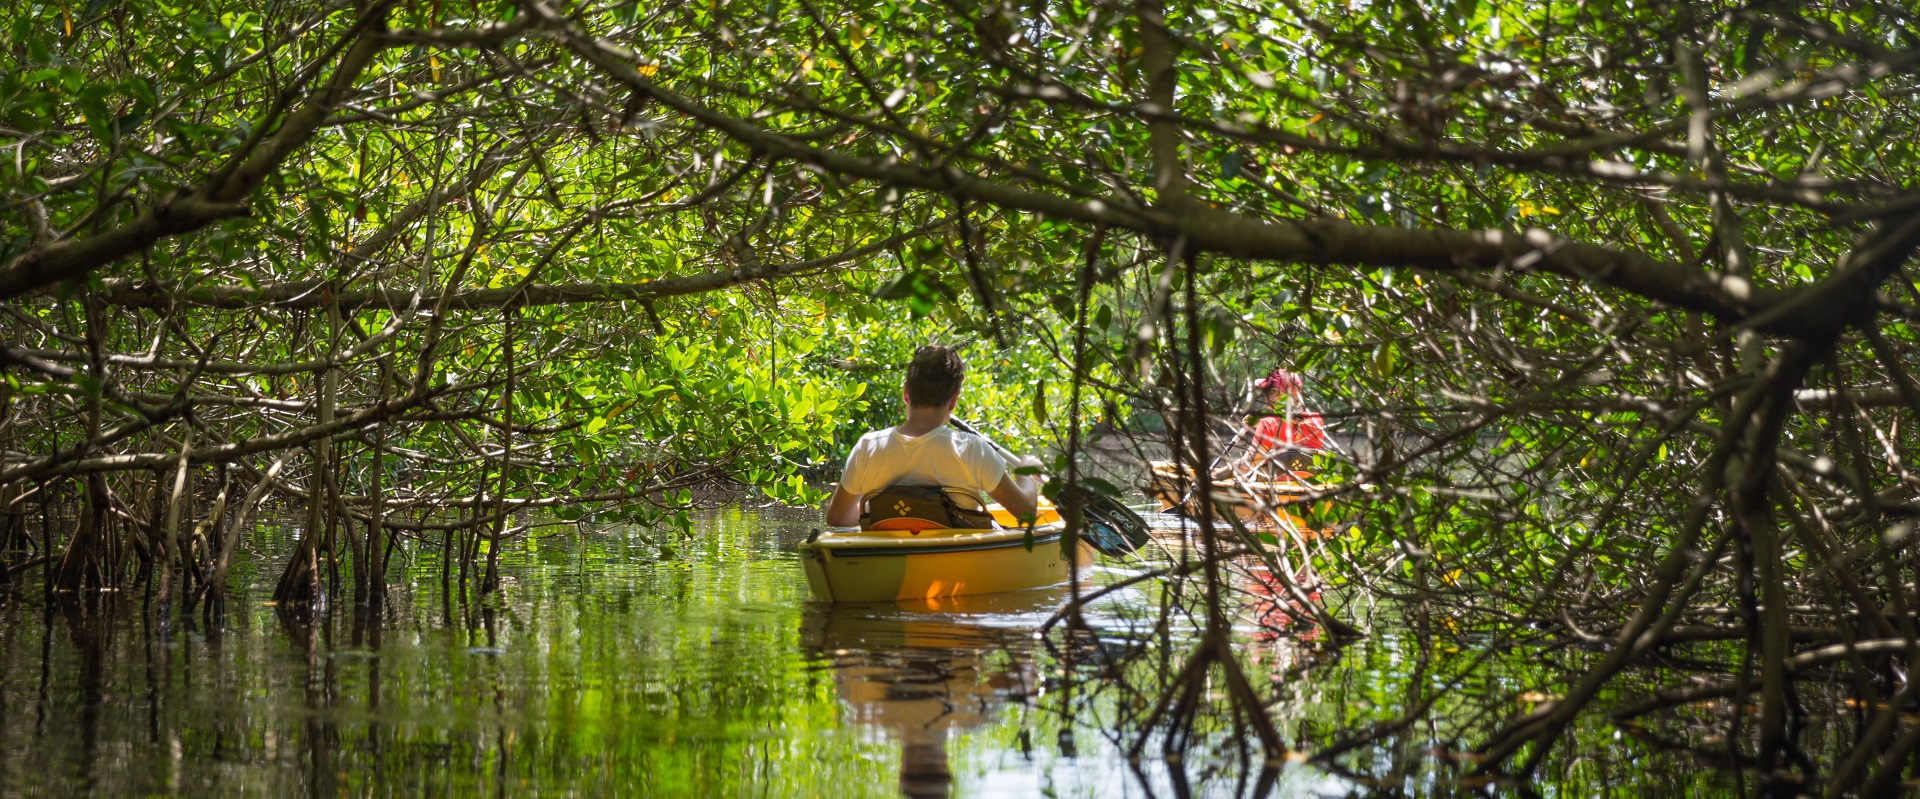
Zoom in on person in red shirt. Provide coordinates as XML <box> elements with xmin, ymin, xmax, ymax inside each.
<box><xmin>1245</xmin><ymin>368</ymin><xmax>1324</xmax><ymax>473</ymax></box>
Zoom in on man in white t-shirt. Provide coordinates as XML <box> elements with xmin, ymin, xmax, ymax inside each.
<box><xmin>823</xmin><ymin>346</ymin><xmax>1041</xmax><ymax>527</ymax></box>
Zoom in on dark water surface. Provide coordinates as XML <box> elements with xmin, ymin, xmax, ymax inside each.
<box><xmin>0</xmin><ymin>506</ymin><xmax>1732</xmax><ymax>797</ymax></box>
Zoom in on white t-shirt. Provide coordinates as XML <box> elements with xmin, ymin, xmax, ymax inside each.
<box><xmin>839</xmin><ymin>425</ymin><xmax>1010</xmax><ymax>505</ymax></box>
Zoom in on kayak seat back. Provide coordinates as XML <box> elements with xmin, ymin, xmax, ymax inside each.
<box><xmin>862</xmin><ymin>517</ymin><xmax>946</xmax><ymax>534</ymax></box>
<box><xmin>860</xmin><ymin>484</ymin><xmax>996</xmax><ymax>532</ymax></box>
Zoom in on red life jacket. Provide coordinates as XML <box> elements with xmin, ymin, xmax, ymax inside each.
<box><xmin>1254</xmin><ymin>413</ymin><xmax>1325</xmax><ymax>451</ymax></box>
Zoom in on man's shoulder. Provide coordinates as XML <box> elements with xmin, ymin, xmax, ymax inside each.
<box><xmin>949</xmin><ymin>430</ymin><xmax>1006</xmax><ymax>466</ymax></box>
<box><xmin>943</xmin><ymin>427</ymin><xmax>989</xmax><ymax>448</ymax></box>
<box><xmin>848</xmin><ymin>428</ymin><xmax>895</xmax><ymax>454</ymax></box>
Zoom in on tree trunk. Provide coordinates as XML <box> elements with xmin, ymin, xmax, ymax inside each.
<box><xmin>157</xmin><ymin>429</ymin><xmax>194</xmax><ymax>613</ymax></box>
<box><xmin>482</xmin><ymin>307</ymin><xmax>515</xmax><ymax>596</ymax></box>
<box><xmin>274</xmin><ymin>288</ymin><xmax>339</xmax><ymax>607</ymax></box>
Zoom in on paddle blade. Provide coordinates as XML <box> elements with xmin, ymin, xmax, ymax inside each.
<box><xmin>1056</xmin><ymin>483</ymin><xmax>1151</xmax><ymax>557</ymax></box>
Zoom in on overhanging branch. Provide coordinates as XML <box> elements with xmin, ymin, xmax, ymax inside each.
<box><xmin>88</xmin><ymin>224</ymin><xmax>935</xmax><ymax>312</ymax></box>
<box><xmin>529</xmin><ymin>2</ymin><xmax>1827</xmax><ymax>337</ymax></box>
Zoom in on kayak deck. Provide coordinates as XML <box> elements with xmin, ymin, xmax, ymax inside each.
<box><xmin>801</xmin><ymin>513</ymin><xmax>1090</xmax><ymax>602</ymax></box>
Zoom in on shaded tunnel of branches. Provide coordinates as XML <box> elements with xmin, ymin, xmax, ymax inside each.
<box><xmin>6</xmin><ymin>0</ymin><xmax>1920</xmax><ymax>792</ymax></box>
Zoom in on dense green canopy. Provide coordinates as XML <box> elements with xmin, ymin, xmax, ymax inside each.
<box><xmin>5</xmin><ymin>0</ymin><xmax>1920</xmax><ymax>790</ymax></box>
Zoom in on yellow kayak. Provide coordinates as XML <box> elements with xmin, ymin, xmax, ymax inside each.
<box><xmin>801</xmin><ymin>501</ymin><xmax>1094</xmax><ymax>602</ymax></box>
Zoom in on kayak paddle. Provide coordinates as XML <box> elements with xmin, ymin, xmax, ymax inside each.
<box><xmin>948</xmin><ymin>417</ymin><xmax>1150</xmax><ymax>556</ymax></box>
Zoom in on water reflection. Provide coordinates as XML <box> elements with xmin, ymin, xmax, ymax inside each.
<box><xmin>0</xmin><ymin>506</ymin><xmax>1725</xmax><ymax>797</ymax></box>
<box><xmin>800</xmin><ymin>592</ymin><xmax>1057</xmax><ymax>798</ymax></box>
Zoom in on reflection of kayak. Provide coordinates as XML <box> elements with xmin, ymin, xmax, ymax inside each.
<box><xmin>802</xmin><ymin>502</ymin><xmax>1094</xmax><ymax>603</ymax></box>
<box><xmin>799</xmin><ymin>596</ymin><xmax>1045</xmax><ymax>798</ymax></box>
<box><xmin>1145</xmin><ymin>460</ymin><xmax>1331</xmax><ymax>533</ymax></box>
<box><xmin>1240</xmin><ymin>564</ymin><xmax>1324</xmax><ymax>643</ymax></box>
<box><xmin>798</xmin><ymin>598</ymin><xmax>1041</xmax><ymax>731</ymax></box>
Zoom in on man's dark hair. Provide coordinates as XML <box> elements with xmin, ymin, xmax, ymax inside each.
<box><xmin>905</xmin><ymin>345</ymin><xmax>965</xmax><ymax>408</ymax></box>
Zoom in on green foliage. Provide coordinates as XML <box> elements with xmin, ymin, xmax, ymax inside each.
<box><xmin>7</xmin><ymin>0</ymin><xmax>1920</xmax><ymax>786</ymax></box>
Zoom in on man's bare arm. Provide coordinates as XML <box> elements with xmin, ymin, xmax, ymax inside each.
<box><xmin>824</xmin><ymin>485</ymin><xmax>862</xmax><ymax>527</ymax></box>
<box><xmin>987</xmin><ymin>458</ymin><xmax>1041</xmax><ymax>523</ymax></box>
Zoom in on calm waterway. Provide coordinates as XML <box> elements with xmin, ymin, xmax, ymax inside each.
<box><xmin>0</xmin><ymin>506</ymin><xmax>1729</xmax><ymax>797</ymax></box>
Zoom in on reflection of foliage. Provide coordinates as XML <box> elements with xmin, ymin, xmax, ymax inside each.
<box><xmin>0</xmin><ymin>512</ymin><xmax>911</xmax><ymax>797</ymax></box>
<box><xmin>1</xmin><ymin>508</ymin><xmax>1744</xmax><ymax>797</ymax></box>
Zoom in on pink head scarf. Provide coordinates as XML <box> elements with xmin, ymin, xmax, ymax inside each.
<box><xmin>1254</xmin><ymin>368</ymin><xmax>1302</xmax><ymax>396</ymax></box>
